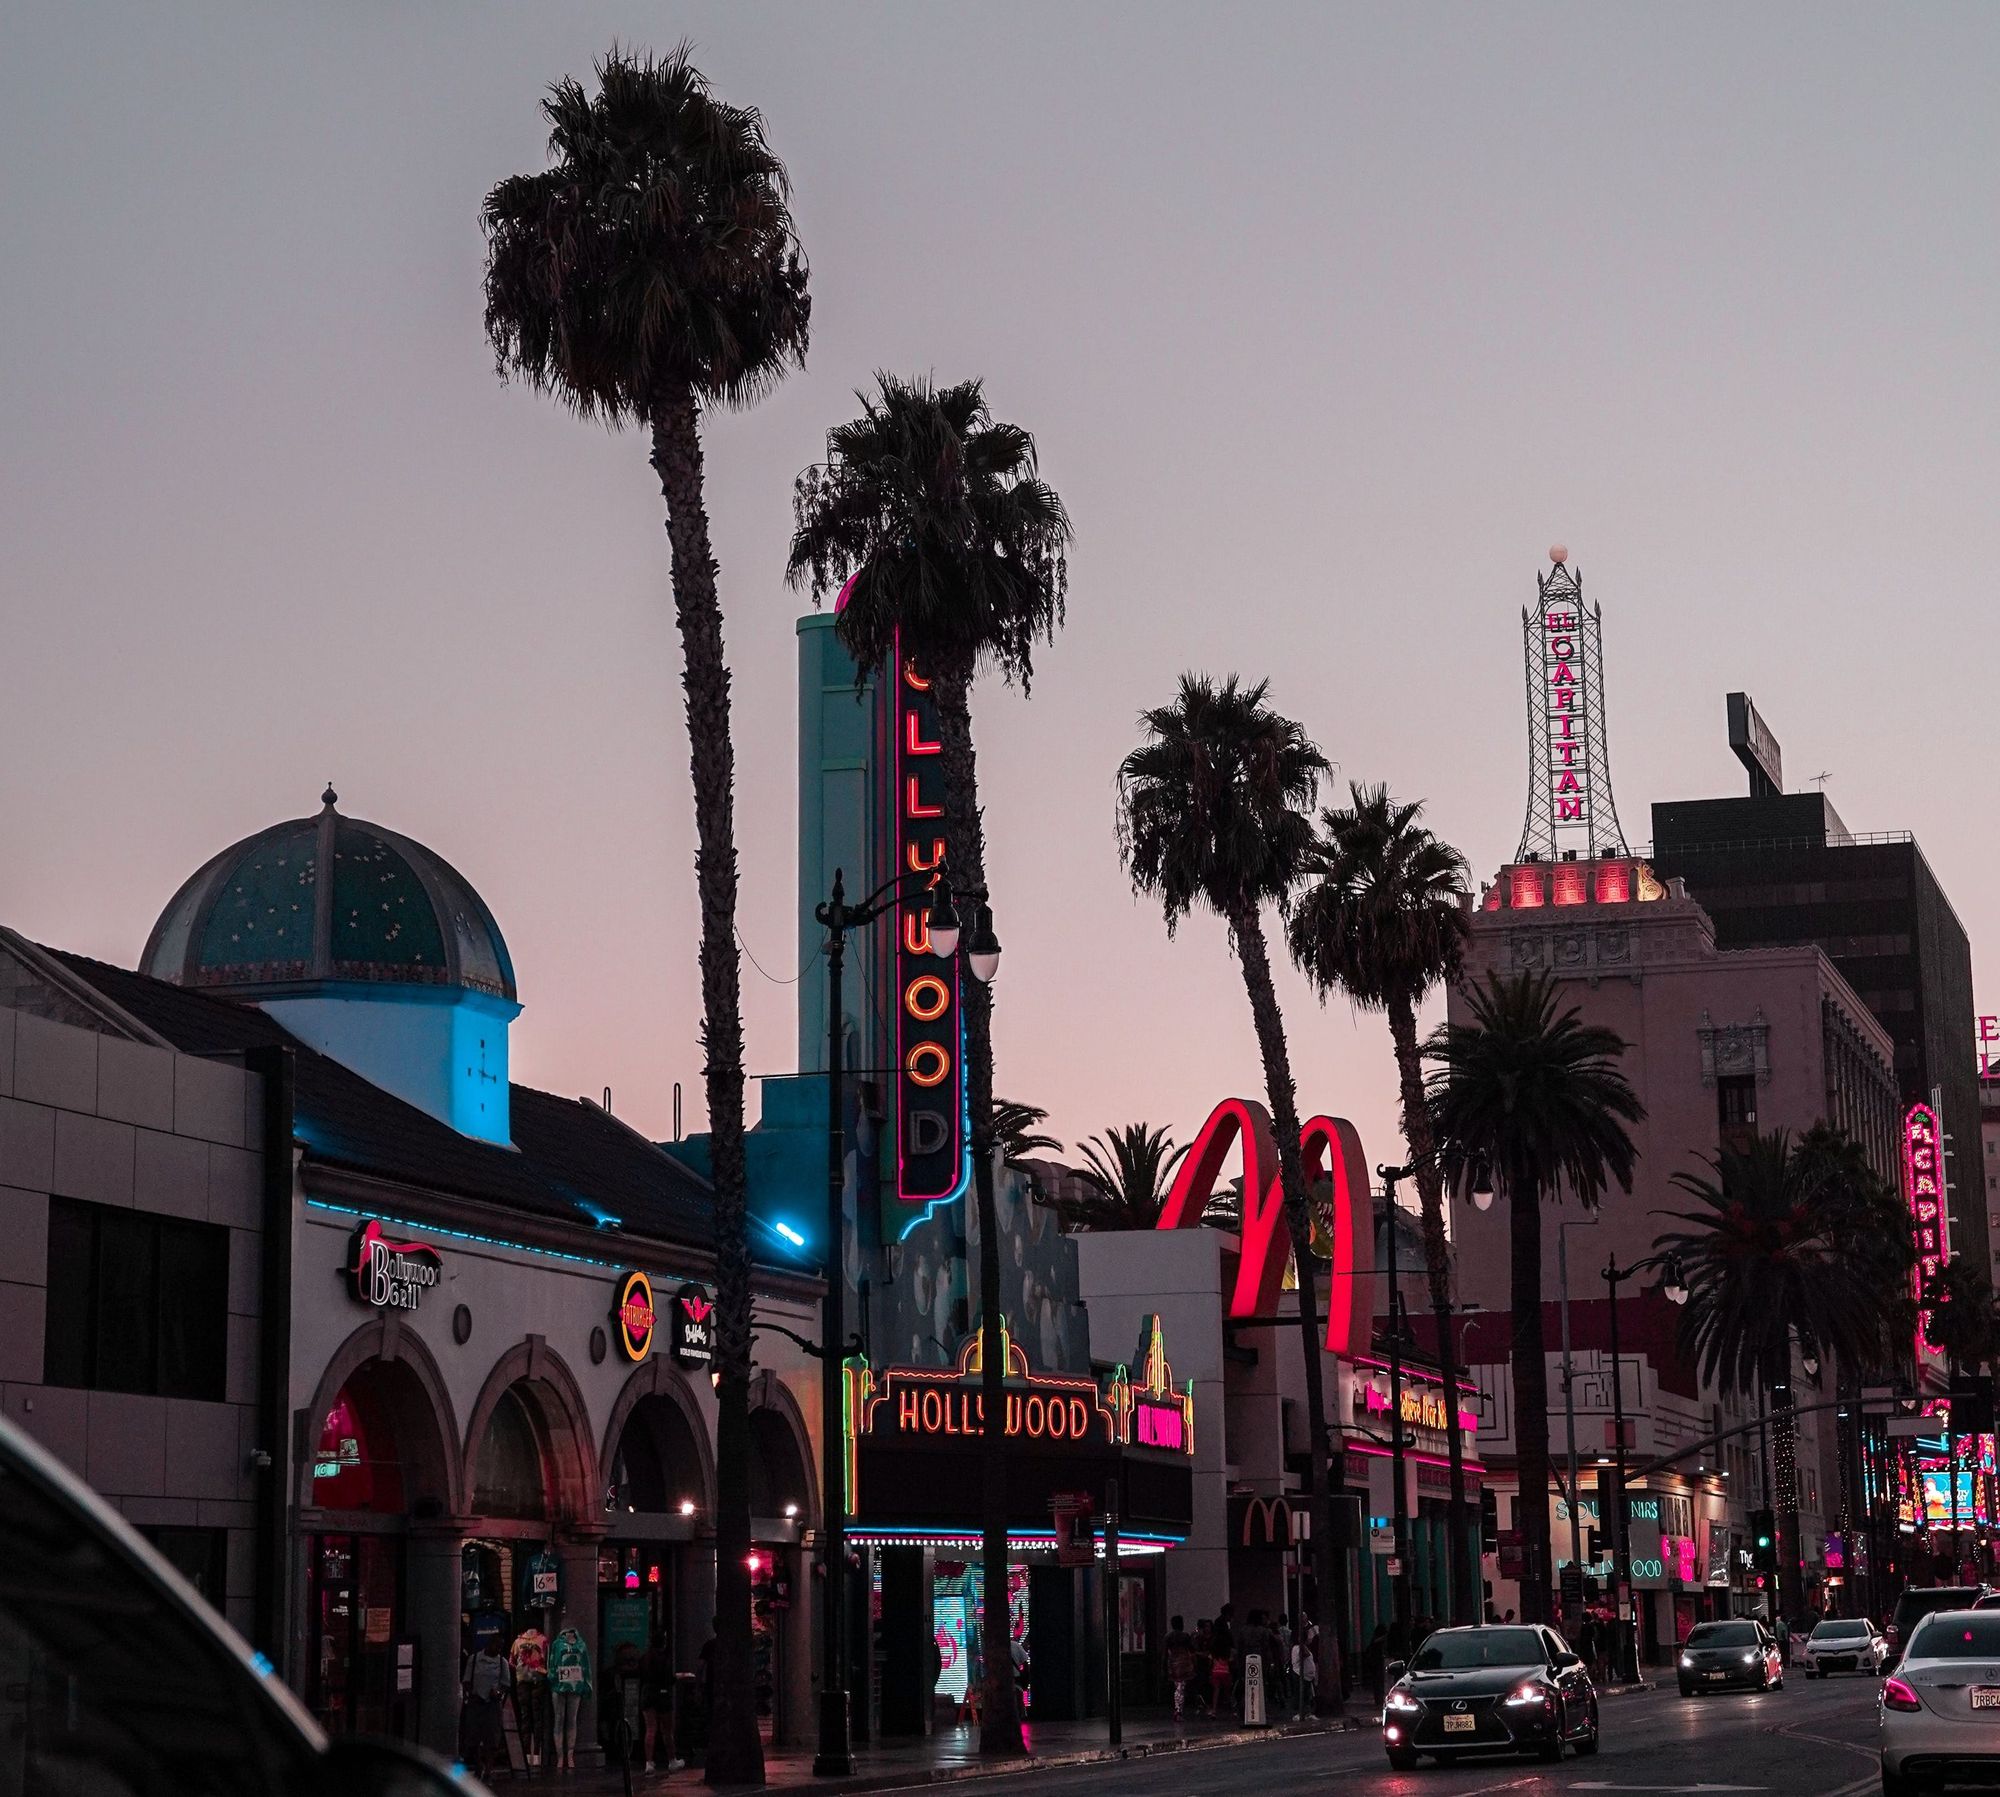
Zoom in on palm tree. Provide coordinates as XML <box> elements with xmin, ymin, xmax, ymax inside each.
<box><xmin>1116</xmin><ymin>673</ymin><xmax>1347</xmax><ymax>1711</ymax></box>
<box><xmin>992</xmin><ymin>1099</ymin><xmax>1061</xmax><ymax>1164</ymax></box>
<box><xmin>1035</xmin><ymin>1123</ymin><xmax>1188</xmax><ymax>1230</ymax></box>
<box><xmin>1657</xmin><ymin>1129</ymin><xmax>1913</xmax><ymax>1618</ymax></box>
<box><xmin>1287</xmin><ymin>783</ymin><xmax>1475</xmax><ymax>1619</ymax></box>
<box><xmin>1424</xmin><ymin>971</ymin><xmax>1642</xmax><ymax>1625</ymax></box>
<box><xmin>788</xmin><ymin>374</ymin><xmax>1069</xmax><ymax>1757</ymax></box>
<box><xmin>482</xmin><ymin>46</ymin><xmax>809</xmax><ymax>1788</ymax></box>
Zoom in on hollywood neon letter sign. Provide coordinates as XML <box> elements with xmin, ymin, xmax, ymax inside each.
<box><xmin>1154</xmin><ymin>1097</ymin><xmax>1374</xmax><ymax>1357</ymax></box>
<box><xmin>1905</xmin><ymin>1101</ymin><xmax>1949</xmax><ymax>1357</ymax></box>
<box><xmin>893</xmin><ymin>633</ymin><xmax>966</xmax><ymax>1204</ymax></box>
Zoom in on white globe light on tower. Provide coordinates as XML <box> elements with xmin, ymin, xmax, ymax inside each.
<box><xmin>1548</xmin><ymin>543</ymin><xmax>1568</xmax><ymax>565</ymax></box>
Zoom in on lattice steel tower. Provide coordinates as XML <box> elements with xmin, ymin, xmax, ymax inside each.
<box><xmin>1515</xmin><ymin>546</ymin><xmax>1628</xmax><ymax>862</ymax></box>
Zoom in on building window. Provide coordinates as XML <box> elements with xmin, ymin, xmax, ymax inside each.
<box><xmin>42</xmin><ymin>1197</ymin><xmax>229</xmax><ymax>1401</ymax></box>
<box><xmin>1717</xmin><ymin>1075</ymin><xmax>1759</xmax><ymax>1144</ymax></box>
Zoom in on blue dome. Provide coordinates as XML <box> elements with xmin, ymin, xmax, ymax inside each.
<box><xmin>143</xmin><ymin>787</ymin><xmax>516</xmax><ymax>1001</ymax></box>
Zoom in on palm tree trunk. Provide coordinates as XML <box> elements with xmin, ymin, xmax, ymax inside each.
<box><xmin>1233</xmin><ymin>907</ymin><xmax>1346</xmax><ymax>1713</ymax></box>
<box><xmin>1387</xmin><ymin>994</ymin><xmax>1475</xmax><ymax>1625</ymax></box>
<box><xmin>649</xmin><ymin>393</ymin><xmax>762</xmax><ymax>1788</ymax></box>
<box><xmin>929</xmin><ymin>657</ymin><xmax>1022</xmax><ymax>1757</ymax></box>
<box><xmin>1507</xmin><ymin>1161</ymin><xmax>1553</xmax><ymax>1625</ymax></box>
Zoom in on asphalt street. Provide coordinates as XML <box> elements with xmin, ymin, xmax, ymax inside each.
<box><xmin>878</xmin><ymin>1676</ymin><xmax>1888</xmax><ymax>1797</ymax></box>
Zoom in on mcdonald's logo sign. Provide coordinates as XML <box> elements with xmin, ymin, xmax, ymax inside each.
<box><xmin>1154</xmin><ymin>1097</ymin><xmax>1373</xmax><ymax>1358</ymax></box>
<box><xmin>1235</xmin><ymin>1494</ymin><xmax>1305</xmax><ymax>1551</ymax></box>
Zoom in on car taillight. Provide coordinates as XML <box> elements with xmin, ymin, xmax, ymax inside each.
<box><xmin>1883</xmin><ymin>1676</ymin><xmax>1922</xmax><ymax>1713</ymax></box>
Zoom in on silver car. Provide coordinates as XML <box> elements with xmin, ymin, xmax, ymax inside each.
<box><xmin>1803</xmin><ymin>1616</ymin><xmax>1885</xmax><ymax>1678</ymax></box>
<box><xmin>1880</xmin><ymin>1608</ymin><xmax>2000</xmax><ymax>1796</ymax></box>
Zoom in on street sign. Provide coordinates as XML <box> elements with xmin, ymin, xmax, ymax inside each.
<box><xmin>1888</xmin><ymin>1416</ymin><xmax>1939</xmax><ymax>1439</ymax></box>
<box><xmin>1386</xmin><ymin>1558</ymin><xmax>1404</xmax><ymax>1577</ymax></box>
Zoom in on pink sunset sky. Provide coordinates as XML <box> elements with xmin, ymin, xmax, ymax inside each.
<box><xmin>4</xmin><ymin>5</ymin><xmax>1996</xmax><ymax>1172</ymax></box>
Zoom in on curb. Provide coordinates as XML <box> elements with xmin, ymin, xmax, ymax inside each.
<box><xmin>1597</xmin><ymin>1679</ymin><xmax>1657</xmax><ymax>1698</ymax></box>
<box><xmin>697</xmin><ymin>1716</ymin><xmax>1361</xmax><ymax>1794</ymax></box>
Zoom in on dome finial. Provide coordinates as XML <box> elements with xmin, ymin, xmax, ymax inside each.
<box><xmin>321</xmin><ymin>783</ymin><xmax>338</xmax><ymax>810</ymax></box>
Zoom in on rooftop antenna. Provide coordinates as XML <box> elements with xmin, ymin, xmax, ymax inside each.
<box><xmin>1811</xmin><ymin>771</ymin><xmax>1831</xmax><ymax>791</ymax></box>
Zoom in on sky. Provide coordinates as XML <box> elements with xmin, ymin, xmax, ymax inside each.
<box><xmin>4</xmin><ymin>4</ymin><xmax>1997</xmax><ymax>1171</ymax></box>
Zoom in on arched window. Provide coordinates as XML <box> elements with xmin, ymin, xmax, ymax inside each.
<box><xmin>472</xmin><ymin>1385</ymin><xmax>548</xmax><ymax>1519</ymax></box>
<box><xmin>310</xmin><ymin>1363</ymin><xmax>410</xmax><ymax>1514</ymax></box>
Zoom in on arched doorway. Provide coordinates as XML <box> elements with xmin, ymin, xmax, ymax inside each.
<box><xmin>459</xmin><ymin>1348</ymin><xmax>596</xmax><ymax>1772</ymax></box>
<box><xmin>747</xmin><ymin>1398</ymin><xmax>816</xmax><ymax>1747</ymax></box>
<box><xmin>303</xmin><ymin>1351</ymin><xmax>454</xmax><ymax>1741</ymax></box>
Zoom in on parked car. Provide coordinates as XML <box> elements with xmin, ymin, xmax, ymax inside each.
<box><xmin>1677</xmin><ymin>1619</ymin><xmax>1785</xmax><ymax>1695</ymax></box>
<box><xmin>1881</xmin><ymin>1608</ymin><xmax>2000</xmax><ymax>1797</ymax></box>
<box><xmin>0</xmin><ymin>1411</ymin><xmax>484</xmax><ymax>1796</ymax></box>
<box><xmin>1381</xmin><ymin>1624</ymin><xmax>1599</xmax><ymax>1770</ymax></box>
<box><xmin>1801</xmin><ymin>1617</ymin><xmax>1885</xmax><ymax>1677</ymax></box>
<box><xmin>1886</xmin><ymin>1586</ymin><xmax>1985</xmax><ymax>1670</ymax></box>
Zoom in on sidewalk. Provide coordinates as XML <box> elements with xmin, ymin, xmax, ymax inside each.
<box><xmin>559</xmin><ymin>1706</ymin><xmax>1359</xmax><ymax>1795</ymax></box>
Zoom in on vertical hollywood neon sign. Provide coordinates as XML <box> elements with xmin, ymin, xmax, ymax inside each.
<box><xmin>1544</xmin><ymin>600</ymin><xmax>1586</xmax><ymax>827</ymax></box>
<box><xmin>1906</xmin><ymin>1101</ymin><xmax>1949</xmax><ymax>1359</ymax></box>
<box><xmin>894</xmin><ymin>633</ymin><xmax>966</xmax><ymax>1204</ymax></box>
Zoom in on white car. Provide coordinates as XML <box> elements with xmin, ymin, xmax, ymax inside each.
<box><xmin>1801</xmin><ymin>1616</ymin><xmax>1884</xmax><ymax>1677</ymax></box>
<box><xmin>1880</xmin><ymin>1608</ymin><xmax>2000</xmax><ymax>1797</ymax></box>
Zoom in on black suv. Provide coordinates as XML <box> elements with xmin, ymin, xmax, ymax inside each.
<box><xmin>1885</xmin><ymin>1586</ymin><xmax>1986</xmax><ymax>1670</ymax></box>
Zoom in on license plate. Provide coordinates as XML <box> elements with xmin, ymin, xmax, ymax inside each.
<box><xmin>1444</xmin><ymin>1714</ymin><xmax>1476</xmax><ymax>1733</ymax></box>
<box><xmin>1703</xmin><ymin>1672</ymin><xmax>1726</xmax><ymax>1681</ymax></box>
<box><xmin>1972</xmin><ymin>1689</ymin><xmax>2000</xmax><ymax>1710</ymax></box>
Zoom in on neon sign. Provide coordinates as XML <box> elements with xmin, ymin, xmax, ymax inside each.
<box><xmin>612</xmin><ymin>1269</ymin><xmax>656</xmax><ymax>1363</ymax></box>
<box><xmin>1153</xmin><ymin>1097</ymin><xmax>1373</xmax><ymax>1357</ymax></box>
<box><xmin>670</xmin><ymin>1281</ymin><xmax>714</xmax><ymax>1367</ymax></box>
<box><xmin>863</xmin><ymin>1324</ymin><xmax>1114</xmax><ymax>1448</ymax></box>
<box><xmin>1515</xmin><ymin>552</ymin><xmax>1628</xmax><ymax>862</ymax></box>
<box><xmin>1106</xmin><ymin>1314</ymin><xmax>1196</xmax><ymax>1457</ymax></box>
<box><xmin>345</xmin><ymin>1220</ymin><xmax>441</xmax><ymax>1312</ymax></box>
<box><xmin>893</xmin><ymin>635</ymin><xmax>966</xmax><ymax>1205</ymax></box>
<box><xmin>1980</xmin><ymin>1014</ymin><xmax>1999</xmax><ymax>1078</ymax></box>
<box><xmin>1905</xmin><ymin>1102</ymin><xmax>1949</xmax><ymax>1358</ymax></box>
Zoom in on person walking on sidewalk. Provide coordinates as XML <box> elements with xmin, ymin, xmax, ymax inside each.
<box><xmin>1291</xmin><ymin>1628</ymin><xmax>1318</xmax><ymax>1720</ymax></box>
<box><xmin>1165</xmin><ymin>1616</ymin><xmax>1194</xmax><ymax>1721</ymax></box>
<box><xmin>462</xmin><ymin>1635</ymin><xmax>511</xmax><ymax>1784</ymax></box>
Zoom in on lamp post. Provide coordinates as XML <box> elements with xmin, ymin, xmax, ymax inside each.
<box><xmin>1556</xmin><ymin>1215</ymin><xmax>1602</xmax><ymax>1632</ymax></box>
<box><xmin>1377</xmin><ymin>1165</ymin><xmax>1416</xmax><ymax>1640</ymax></box>
<box><xmin>810</xmin><ymin>867</ymin><xmax>969</xmax><ymax>1776</ymax></box>
<box><xmin>1601</xmin><ymin>1250</ymin><xmax>1688</xmax><ymax>1683</ymax></box>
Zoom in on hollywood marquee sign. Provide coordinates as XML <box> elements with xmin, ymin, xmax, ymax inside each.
<box><xmin>1107</xmin><ymin>1314</ymin><xmax>1197</xmax><ymax>1456</ymax></box>
<box><xmin>892</xmin><ymin>635</ymin><xmax>966</xmax><ymax>1207</ymax></box>
<box><xmin>858</xmin><ymin>1325</ymin><xmax>1117</xmax><ymax>1450</ymax></box>
<box><xmin>1154</xmin><ymin>1096</ymin><xmax>1374</xmax><ymax>1357</ymax></box>
<box><xmin>1906</xmin><ymin>1101</ymin><xmax>1950</xmax><ymax>1358</ymax></box>
<box><xmin>345</xmin><ymin>1220</ymin><xmax>442</xmax><ymax>1313</ymax></box>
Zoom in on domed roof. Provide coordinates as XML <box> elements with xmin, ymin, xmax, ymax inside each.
<box><xmin>142</xmin><ymin>787</ymin><xmax>516</xmax><ymax>1001</ymax></box>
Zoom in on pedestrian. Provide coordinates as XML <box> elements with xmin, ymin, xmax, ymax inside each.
<box><xmin>1274</xmin><ymin>1613</ymin><xmax>1295</xmax><ymax>1715</ymax></box>
<box><xmin>462</xmin><ymin>1632</ymin><xmax>511</xmax><ymax>1783</ymax></box>
<box><xmin>640</xmin><ymin>1630</ymin><xmax>679</xmax><ymax>1773</ymax></box>
<box><xmin>1365</xmin><ymin>1623</ymin><xmax>1388</xmax><ymax>1712</ymax></box>
<box><xmin>1576</xmin><ymin>1613</ymin><xmax>1599</xmax><ymax>1680</ymax></box>
<box><xmin>1291</xmin><ymin>1628</ymin><xmax>1317</xmax><ymax>1719</ymax></box>
<box><xmin>1775</xmin><ymin>1613</ymin><xmax>1792</xmax><ymax>1668</ymax></box>
<box><xmin>1165</xmin><ymin>1615</ymin><xmax>1195</xmax><ymax>1721</ymax></box>
<box><xmin>1192</xmin><ymin>1620</ymin><xmax>1215</xmax><ymax>1714</ymax></box>
<box><xmin>1211</xmin><ymin>1606</ymin><xmax>1236</xmax><ymax>1715</ymax></box>
<box><xmin>696</xmin><ymin>1615</ymin><xmax>719</xmax><ymax>1756</ymax></box>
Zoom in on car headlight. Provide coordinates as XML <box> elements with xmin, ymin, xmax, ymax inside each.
<box><xmin>1385</xmin><ymin>1692</ymin><xmax>1421</xmax><ymax>1714</ymax></box>
<box><xmin>1680</xmin><ymin>1653</ymin><xmax>1694</xmax><ymax>1668</ymax></box>
<box><xmin>1504</xmin><ymin>1680</ymin><xmax>1551</xmax><ymax>1706</ymax></box>
<box><xmin>1743</xmin><ymin>1651</ymin><xmax>1759</xmax><ymax>1664</ymax></box>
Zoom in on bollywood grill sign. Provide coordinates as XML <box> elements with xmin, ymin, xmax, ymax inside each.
<box><xmin>345</xmin><ymin>1220</ymin><xmax>442</xmax><ymax>1313</ymax></box>
<box><xmin>1153</xmin><ymin>1096</ymin><xmax>1374</xmax><ymax>1357</ymax></box>
<box><xmin>1906</xmin><ymin>1101</ymin><xmax>1950</xmax><ymax>1358</ymax></box>
<box><xmin>892</xmin><ymin>634</ymin><xmax>966</xmax><ymax>1206</ymax></box>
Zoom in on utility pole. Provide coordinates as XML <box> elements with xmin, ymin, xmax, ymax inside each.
<box><xmin>1381</xmin><ymin>1171</ymin><xmax>1413</xmax><ymax>1640</ymax></box>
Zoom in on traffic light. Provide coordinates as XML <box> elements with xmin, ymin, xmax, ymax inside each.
<box><xmin>1750</xmin><ymin>1508</ymin><xmax>1777</xmax><ymax>1577</ymax></box>
<box><xmin>1480</xmin><ymin>1487</ymin><xmax>1499</xmax><ymax>1554</ymax></box>
<box><xmin>1586</xmin><ymin>1526</ymin><xmax>1605</xmax><ymax>1561</ymax></box>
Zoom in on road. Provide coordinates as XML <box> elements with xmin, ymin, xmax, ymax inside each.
<box><xmin>878</xmin><ymin>1676</ymin><xmax>1886</xmax><ymax>1797</ymax></box>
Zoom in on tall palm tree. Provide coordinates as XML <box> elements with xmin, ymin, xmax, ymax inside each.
<box><xmin>482</xmin><ymin>46</ymin><xmax>808</xmax><ymax>1788</ymax></box>
<box><xmin>1116</xmin><ymin>673</ymin><xmax>1347</xmax><ymax>1711</ymax></box>
<box><xmin>1035</xmin><ymin>1123</ymin><xmax>1188</xmax><ymax>1230</ymax></box>
<box><xmin>788</xmin><ymin>374</ymin><xmax>1069</xmax><ymax>1757</ymax></box>
<box><xmin>1424</xmin><ymin>971</ymin><xmax>1642</xmax><ymax>1625</ymax></box>
<box><xmin>1657</xmin><ymin>1129</ymin><xmax>1911</xmax><ymax>1618</ymax></box>
<box><xmin>1287</xmin><ymin>783</ymin><xmax>1475</xmax><ymax>1620</ymax></box>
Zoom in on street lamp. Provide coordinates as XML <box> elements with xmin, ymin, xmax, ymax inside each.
<box><xmin>810</xmin><ymin>869</ymin><xmax>996</xmax><ymax>1776</ymax></box>
<box><xmin>1601</xmin><ymin>1250</ymin><xmax>1689</xmax><ymax>1683</ymax></box>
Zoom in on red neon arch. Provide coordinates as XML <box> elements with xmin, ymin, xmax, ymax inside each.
<box><xmin>1155</xmin><ymin>1097</ymin><xmax>1375</xmax><ymax>1359</ymax></box>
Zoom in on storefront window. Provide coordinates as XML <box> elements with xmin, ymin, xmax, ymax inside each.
<box><xmin>309</xmin><ymin>1532</ymin><xmax>407</xmax><ymax>1737</ymax></box>
<box><xmin>311</xmin><ymin>1379</ymin><xmax>405</xmax><ymax>1513</ymax></box>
